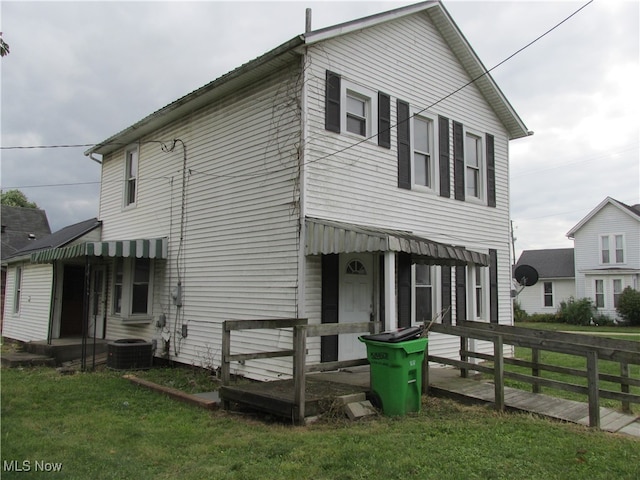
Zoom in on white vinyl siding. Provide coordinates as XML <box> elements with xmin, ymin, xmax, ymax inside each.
<box><xmin>98</xmin><ymin>64</ymin><xmax>303</xmax><ymax>380</ymax></box>
<box><xmin>517</xmin><ymin>278</ymin><xmax>575</xmax><ymax>315</ymax></box>
<box><xmin>2</xmin><ymin>264</ymin><xmax>53</xmax><ymax>342</ymax></box>
<box><xmin>305</xmin><ymin>12</ymin><xmax>514</xmax><ymax>341</ymax></box>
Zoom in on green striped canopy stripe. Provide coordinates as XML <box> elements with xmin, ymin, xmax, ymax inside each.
<box><xmin>31</xmin><ymin>238</ymin><xmax>167</xmax><ymax>263</ymax></box>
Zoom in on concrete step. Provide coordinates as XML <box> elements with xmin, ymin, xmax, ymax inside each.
<box><xmin>1</xmin><ymin>351</ymin><xmax>56</xmax><ymax>368</ymax></box>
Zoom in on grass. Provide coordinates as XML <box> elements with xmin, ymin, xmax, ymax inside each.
<box><xmin>503</xmin><ymin>323</ymin><xmax>640</xmax><ymax>412</ymax></box>
<box><xmin>1</xmin><ymin>366</ymin><xmax>639</xmax><ymax>480</ymax></box>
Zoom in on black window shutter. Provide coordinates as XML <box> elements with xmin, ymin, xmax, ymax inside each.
<box><xmin>441</xmin><ymin>266</ymin><xmax>452</xmax><ymax>325</ymax></box>
<box><xmin>325</xmin><ymin>71</ymin><xmax>341</xmax><ymax>133</ymax></box>
<box><xmin>486</xmin><ymin>133</ymin><xmax>496</xmax><ymax>207</ymax></box>
<box><xmin>455</xmin><ymin>265</ymin><xmax>467</xmax><ymax>324</ymax></box>
<box><xmin>397</xmin><ymin>100</ymin><xmax>411</xmax><ymax>189</ymax></box>
<box><xmin>378</xmin><ymin>92</ymin><xmax>391</xmax><ymax>149</ymax></box>
<box><xmin>397</xmin><ymin>253</ymin><xmax>412</xmax><ymax>328</ymax></box>
<box><xmin>489</xmin><ymin>249</ymin><xmax>499</xmax><ymax>323</ymax></box>
<box><xmin>321</xmin><ymin>254</ymin><xmax>339</xmax><ymax>362</ymax></box>
<box><xmin>453</xmin><ymin>121</ymin><xmax>465</xmax><ymax>201</ymax></box>
<box><xmin>439</xmin><ymin>115</ymin><xmax>450</xmax><ymax>198</ymax></box>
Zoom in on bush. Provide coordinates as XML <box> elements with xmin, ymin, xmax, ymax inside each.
<box><xmin>513</xmin><ymin>301</ymin><xmax>528</xmax><ymax>322</ymax></box>
<box><xmin>616</xmin><ymin>287</ymin><xmax>640</xmax><ymax>326</ymax></box>
<box><xmin>556</xmin><ymin>297</ymin><xmax>596</xmax><ymax>326</ymax></box>
<box><xmin>526</xmin><ymin>313</ymin><xmax>558</xmax><ymax>323</ymax></box>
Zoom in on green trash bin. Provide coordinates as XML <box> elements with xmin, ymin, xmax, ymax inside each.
<box><xmin>359</xmin><ymin>331</ymin><xmax>428</xmax><ymax>416</ymax></box>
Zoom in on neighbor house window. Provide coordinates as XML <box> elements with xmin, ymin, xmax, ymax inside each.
<box><xmin>345</xmin><ymin>91</ymin><xmax>368</xmax><ymax>136</ymax></box>
<box><xmin>595</xmin><ymin>279</ymin><xmax>604</xmax><ymax>308</ymax></box>
<box><xmin>414</xmin><ymin>264</ymin><xmax>434</xmax><ymax>325</ymax></box>
<box><xmin>600</xmin><ymin>236</ymin><xmax>610</xmax><ymax>263</ymax></box>
<box><xmin>465</xmin><ymin>133</ymin><xmax>482</xmax><ymax>199</ymax></box>
<box><xmin>543</xmin><ymin>282</ymin><xmax>553</xmax><ymax>307</ymax></box>
<box><xmin>13</xmin><ymin>266</ymin><xmax>22</xmax><ymax>313</ymax></box>
<box><xmin>613</xmin><ymin>279</ymin><xmax>623</xmax><ymax>308</ymax></box>
<box><xmin>112</xmin><ymin>257</ymin><xmax>152</xmax><ymax>319</ymax></box>
<box><xmin>615</xmin><ymin>235</ymin><xmax>624</xmax><ymax>263</ymax></box>
<box><xmin>413</xmin><ymin>116</ymin><xmax>434</xmax><ymax>188</ymax></box>
<box><xmin>125</xmin><ymin>147</ymin><xmax>138</xmax><ymax>206</ymax></box>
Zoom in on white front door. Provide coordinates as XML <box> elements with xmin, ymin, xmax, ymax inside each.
<box><xmin>338</xmin><ymin>253</ymin><xmax>374</xmax><ymax>361</ymax></box>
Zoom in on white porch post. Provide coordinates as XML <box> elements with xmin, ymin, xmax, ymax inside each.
<box><xmin>384</xmin><ymin>251</ymin><xmax>396</xmax><ymax>331</ymax></box>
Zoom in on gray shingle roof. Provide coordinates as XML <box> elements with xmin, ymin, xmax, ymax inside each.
<box><xmin>1</xmin><ymin>205</ymin><xmax>51</xmax><ymax>260</ymax></box>
<box><xmin>515</xmin><ymin>248</ymin><xmax>575</xmax><ymax>279</ymax></box>
<box><xmin>8</xmin><ymin>218</ymin><xmax>101</xmax><ymax>258</ymax></box>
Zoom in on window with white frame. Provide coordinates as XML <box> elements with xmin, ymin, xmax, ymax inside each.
<box><xmin>413</xmin><ymin>115</ymin><xmax>435</xmax><ymax>189</ymax></box>
<box><xmin>615</xmin><ymin>235</ymin><xmax>624</xmax><ymax>263</ymax></box>
<box><xmin>601</xmin><ymin>234</ymin><xmax>625</xmax><ymax>265</ymax></box>
<box><xmin>465</xmin><ymin>132</ymin><xmax>483</xmax><ymax>199</ymax></box>
<box><xmin>595</xmin><ymin>279</ymin><xmax>604</xmax><ymax>308</ymax></box>
<box><xmin>112</xmin><ymin>257</ymin><xmax>153</xmax><ymax>319</ymax></box>
<box><xmin>414</xmin><ymin>264</ymin><xmax>434</xmax><ymax>325</ymax></box>
<box><xmin>346</xmin><ymin>92</ymin><xmax>368</xmax><ymax>137</ymax></box>
<box><xmin>474</xmin><ymin>265</ymin><xmax>484</xmax><ymax>319</ymax></box>
<box><xmin>543</xmin><ymin>281</ymin><xmax>553</xmax><ymax>307</ymax></box>
<box><xmin>13</xmin><ymin>266</ymin><xmax>22</xmax><ymax>313</ymax></box>
<box><xmin>613</xmin><ymin>279</ymin><xmax>623</xmax><ymax>308</ymax></box>
<box><xmin>124</xmin><ymin>147</ymin><xmax>138</xmax><ymax>207</ymax></box>
<box><xmin>340</xmin><ymin>81</ymin><xmax>377</xmax><ymax>140</ymax></box>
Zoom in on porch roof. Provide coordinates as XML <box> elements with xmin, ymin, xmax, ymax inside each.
<box><xmin>305</xmin><ymin>217</ymin><xmax>488</xmax><ymax>266</ymax></box>
<box><xmin>30</xmin><ymin>238</ymin><xmax>168</xmax><ymax>263</ymax></box>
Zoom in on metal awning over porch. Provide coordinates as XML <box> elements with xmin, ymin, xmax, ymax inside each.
<box><xmin>30</xmin><ymin>238</ymin><xmax>168</xmax><ymax>263</ymax></box>
<box><xmin>305</xmin><ymin>217</ymin><xmax>488</xmax><ymax>266</ymax></box>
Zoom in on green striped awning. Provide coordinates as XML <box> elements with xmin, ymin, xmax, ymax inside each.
<box><xmin>30</xmin><ymin>238</ymin><xmax>168</xmax><ymax>263</ymax></box>
<box><xmin>305</xmin><ymin>217</ymin><xmax>488</xmax><ymax>266</ymax></box>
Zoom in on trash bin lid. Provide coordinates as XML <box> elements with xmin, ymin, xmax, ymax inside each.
<box><xmin>360</xmin><ymin>326</ymin><xmax>422</xmax><ymax>343</ymax></box>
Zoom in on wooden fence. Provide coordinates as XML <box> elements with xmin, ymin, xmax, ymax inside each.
<box><xmin>427</xmin><ymin>320</ymin><xmax>640</xmax><ymax>428</ymax></box>
<box><xmin>220</xmin><ymin>318</ymin><xmax>380</xmax><ymax>423</ymax></box>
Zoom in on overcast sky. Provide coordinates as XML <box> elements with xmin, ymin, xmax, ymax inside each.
<box><xmin>1</xmin><ymin>0</ymin><xmax>638</xmax><ymax>259</ymax></box>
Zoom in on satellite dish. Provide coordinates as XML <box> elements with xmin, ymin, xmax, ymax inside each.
<box><xmin>514</xmin><ymin>264</ymin><xmax>539</xmax><ymax>287</ymax></box>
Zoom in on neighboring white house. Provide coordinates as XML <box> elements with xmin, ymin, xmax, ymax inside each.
<box><xmin>514</xmin><ymin>248</ymin><xmax>575</xmax><ymax>315</ymax></box>
<box><xmin>567</xmin><ymin>197</ymin><xmax>640</xmax><ymax>321</ymax></box>
<box><xmin>2</xmin><ymin>1</ymin><xmax>531</xmax><ymax>380</ymax></box>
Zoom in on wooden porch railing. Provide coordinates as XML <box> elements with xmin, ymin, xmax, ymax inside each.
<box><xmin>427</xmin><ymin>320</ymin><xmax>640</xmax><ymax>428</ymax></box>
<box><xmin>220</xmin><ymin>319</ymin><xmax>381</xmax><ymax>423</ymax></box>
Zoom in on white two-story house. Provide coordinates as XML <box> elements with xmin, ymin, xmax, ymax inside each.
<box><xmin>567</xmin><ymin>197</ymin><xmax>640</xmax><ymax>320</ymax></box>
<box><xmin>3</xmin><ymin>1</ymin><xmax>530</xmax><ymax>380</ymax></box>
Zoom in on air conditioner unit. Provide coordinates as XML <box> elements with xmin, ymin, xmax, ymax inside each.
<box><xmin>107</xmin><ymin>339</ymin><xmax>153</xmax><ymax>370</ymax></box>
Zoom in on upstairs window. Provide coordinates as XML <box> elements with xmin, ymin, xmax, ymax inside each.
<box><xmin>125</xmin><ymin>147</ymin><xmax>138</xmax><ymax>207</ymax></box>
<box><xmin>346</xmin><ymin>92</ymin><xmax>368</xmax><ymax>137</ymax></box>
<box><xmin>413</xmin><ymin>116</ymin><xmax>434</xmax><ymax>189</ymax></box>
<box><xmin>601</xmin><ymin>234</ymin><xmax>625</xmax><ymax>264</ymax></box>
<box><xmin>615</xmin><ymin>235</ymin><xmax>624</xmax><ymax>263</ymax></box>
<box><xmin>465</xmin><ymin>133</ymin><xmax>482</xmax><ymax>199</ymax></box>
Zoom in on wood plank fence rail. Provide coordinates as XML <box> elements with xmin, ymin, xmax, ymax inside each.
<box><xmin>221</xmin><ymin>319</ymin><xmax>381</xmax><ymax>423</ymax></box>
<box><xmin>427</xmin><ymin>321</ymin><xmax>640</xmax><ymax>428</ymax></box>
<box><xmin>221</xmin><ymin>318</ymin><xmax>308</xmax><ymax>423</ymax></box>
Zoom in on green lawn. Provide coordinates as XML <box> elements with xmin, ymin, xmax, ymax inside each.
<box><xmin>2</xmin><ymin>367</ymin><xmax>639</xmax><ymax>480</ymax></box>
